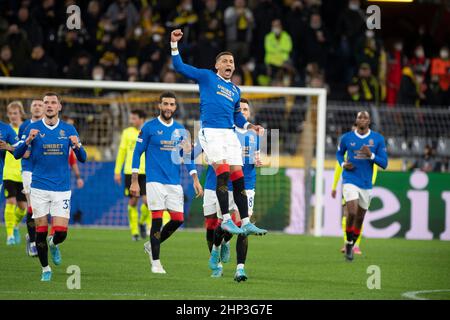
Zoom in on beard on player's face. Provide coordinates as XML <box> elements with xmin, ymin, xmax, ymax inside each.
<box><xmin>160</xmin><ymin>109</ymin><xmax>174</xmax><ymax>121</ymax></box>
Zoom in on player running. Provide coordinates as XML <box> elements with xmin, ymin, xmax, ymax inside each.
<box><xmin>14</xmin><ymin>92</ymin><xmax>87</xmax><ymax>281</ymax></box>
<box><xmin>332</xmin><ymin>123</ymin><xmax>379</xmax><ymax>256</ymax></box>
<box><xmin>131</xmin><ymin>91</ymin><xmax>203</xmax><ymax>274</ymax></box>
<box><xmin>170</xmin><ymin>28</ymin><xmax>267</xmax><ymax>237</ymax></box>
<box><xmin>114</xmin><ymin>110</ymin><xmax>154</xmax><ymax>241</ymax></box>
<box><xmin>336</xmin><ymin>111</ymin><xmax>388</xmax><ymax>262</ymax></box>
<box><xmin>203</xmin><ymin>99</ymin><xmax>262</xmax><ymax>281</ymax></box>
<box><xmin>19</xmin><ymin>99</ymin><xmax>44</xmax><ymax>256</ymax></box>
<box><xmin>3</xmin><ymin>101</ymin><xmax>27</xmax><ymax>246</ymax></box>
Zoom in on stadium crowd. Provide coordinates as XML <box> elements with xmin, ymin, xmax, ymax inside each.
<box><xmin>0</xmin><ymin>0</ymin><xmax>449</xmax><ymax>105</ymax></box>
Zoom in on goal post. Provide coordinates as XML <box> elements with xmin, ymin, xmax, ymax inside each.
<box><xmin>0</xmin><ymin>77</ymin><xmax>327</xmax><ymax>236</ymax></box>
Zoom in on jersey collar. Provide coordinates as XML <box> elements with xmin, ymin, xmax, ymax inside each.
<box><xmin>42</xmin><ymin>118</ymin><xmax>60</xmax><ymax>130</ymax></box>
<box><xmin>354</xmin><ymin>129</ymin><xmax>371</xmax><ymax>139</ymax></box>
<box><xmin>157</xmin><ymin>116</ymin><xmax>173</xmax><ymax>127</ymax></box>
<box><xmin>216</xmin><ymin>72</ymin><xmax>231</xmax><ymax>83</ymax></box>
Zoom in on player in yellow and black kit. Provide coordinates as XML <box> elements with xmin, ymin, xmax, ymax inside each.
<box><xmin>331</xmin><ymin>124</ymin><xmax>378</xmax><ymax>255</ymax></box>
<box><xmin>114</xmin><ymin>110</ymin><xmax>169</xmax><ymax>241</ymax></box>
<box><xmin>3</xmin><ymin>101</ymin><xmax>27</xmax><ymax>245</ymax></box>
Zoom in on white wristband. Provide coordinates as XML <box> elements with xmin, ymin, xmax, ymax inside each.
<box><xmin>370</xmin><ymin>153</ymin><xmax>376</xmax><ymax>160</ymax></box>
<box><xmin>189</xmin><ymin>170</ymin><xmax>197</xmax><ymax>176</ymax></box>
<box><xmin>170</xmin><ymin>42</ymin><xmax>179</xmax><ymax>55</ymax></box>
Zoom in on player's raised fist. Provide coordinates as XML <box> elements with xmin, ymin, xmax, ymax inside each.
<box><xmin>69</xmin><ymin>135</ymin><xmax>80</xmax><ymax>149</ymax></box>
<box><xmin>249</xmin><ymin>124</ymin><xmax>265</xmax><ymax>136</ymax></box>
<box><xmin>343</xmin><ymin>161</ymin><xmax>354</xmax><ymax>170</ymax></box>
<box><xmin>171</xmin><ymin>29</ymin><xmax>183</xmax><ymax>42</ymax></box>
<box><xmin>26</xmin><ymin>129</ymin><xmax>39</xmax><ymax>144</ymax></box>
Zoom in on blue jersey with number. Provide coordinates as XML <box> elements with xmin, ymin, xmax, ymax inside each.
<box><xmin>0</xmin><ymin>121</ymin><xmax>20</xmax><ymax>186</ymax></box>
<box><xmin>14</xmin><ymin>119</ymin><xmax>87</xmax><ymax>192</ymax></box>
<box><xmin>204</xmin><ymin>128</ymin><xmax>259</xmax><ymax>191</ymax></box>
<box><xmin>19</xmin><ymin>119</ymin><xmax>34</xmax><ymax>172</ymax></box>
<box><xmin>172</xmin><ymin>52</ymin><xmax>247</xmax><ymax>129</ymax></box>
<box><xmin>132</xmin><ymin>117</ymin><xmax>196</xmax><ymax>185</ymax></box>
<box><xmin>336</xmin><ymin>129</ymin><xmax>388</xmax><ymax>189</ymax></box>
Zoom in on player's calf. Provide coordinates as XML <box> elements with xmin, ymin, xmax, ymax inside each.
<box><xmin>205</xmin><ymin>216</ymin><xmax>220</xmax><ymax>253</ymax></box>
<box><xmin>160</xmin><ymin>211</ymin><xmax>183</xmax><ymax>243</ymax></box>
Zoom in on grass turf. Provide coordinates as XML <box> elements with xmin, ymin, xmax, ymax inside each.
<box><xmin>0</xmin><ymin>226</ymin><xmax>449</xmax><ymax>300</ymax></box>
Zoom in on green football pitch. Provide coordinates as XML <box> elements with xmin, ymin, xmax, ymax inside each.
<box><xmin>1</xmin><ymin>226</ymin><xmax>449</xmax><ymax>300</ymax></box>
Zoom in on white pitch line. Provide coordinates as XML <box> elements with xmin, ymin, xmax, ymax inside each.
<box><xmin>0</xmin><ymin>290</ymin><xmax>253</xmax><ymax>300</ymax></box>
<box><xmin>402</xmin><ymin>289</ymin><xmax>450</xmax><ymax>300</ymax></box>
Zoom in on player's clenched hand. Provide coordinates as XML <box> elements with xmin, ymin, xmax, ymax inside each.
<box><xmin>26</xmin><ymin>129</ymin><xmax>39</xmax><ymax>144</ymax></box>
<box><xmin>171</xmin><ymin>29</ymin><xmax>183</xmax><ymax>42</ymax></box>
<box><xmin>360</xmin><ymin>145</ymin><xmax>372</xmax><ymax>157</ymax></box>
<box><xmin>69</xmin><ymin>136</ymin><xmax>81</xmax><ymax>149</ymax></box>
<box><xmin>77</xmin><ymin>178</ymin><xmax>84</xmax><ymax>189</ymax></box>
<box><xmin>248</xmin><ymin>124</ymin><xmax>265</xmax><ymax>136</ymax></box>
<box><xmin>130</xmin><ymin>181</ymin><xmax>140</xmax><ymax>197</ymax></box>
<box><xmin>193</xmin><ymin>180</ymin><xmax>204</xmax><ymax>198</ymax></box>
<box><xmin>114</xmin><ymin>173</ymin><xmax>122</xmax><ymax>185</ymax></box>
<box><xmin>343</xmin><ymin>161</ymin><xmax>354</xmax><ymax>170</ymax></box>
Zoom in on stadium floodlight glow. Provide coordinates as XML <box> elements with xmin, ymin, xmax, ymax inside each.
<box><xmin>0</xmin><ymin>76</ymin><xmax>327</xmax><ymax>237</ymax></box>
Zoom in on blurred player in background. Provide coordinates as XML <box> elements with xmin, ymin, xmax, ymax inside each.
<box><xmin>14</xmin><ymin>92</ymin><xmax>87</xmax><ymax>281</ymax></box>
<box><xmin>203</xmin><ymin>98</ymin><xmax>262</xmax><ymax>281</ymax></box>
<box><xmin>0</xmin><ymin>119</ymin><xmax>21</xmax><ymax>243</ymax></box>
<box><xmin>332</xmin><ymin>123</ymin><xmax>379</xmax><ymax>255</ymax></box>
<box><xmin>131</xmin><ymin>92</ymin><xmax>203</xmax><ymax>274</ymax></box>
<box><xmin>336</xmin><ymin>111</ymin><xmax>388</xmax><ymax>262</ymax></box>
<box><xmin>170</xmin><ymin>29</ymin><xmax>267</xmax><ymax>238</ymax></box>
<box><xmin>3</xmin><ymin>101</ymin><xmax>27</xmax><ymax>246</ymax></box>
<box><xmin>19</xmin><ymin>99</ymin><xmax>44</xmax><ymax>256</ymax></box>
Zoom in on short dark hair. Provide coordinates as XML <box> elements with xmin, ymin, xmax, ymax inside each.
<box><xmin>131</xmin><ymin>109</ymin><xmax>146</xmax><ymax>119</ymax></box>
<box><xmin>43</xmin><ymin>92</ymin><xmax>60</xmax><ymax>102</ymax></box>
<box><xmin>159</xmin><ymin>91</ymin><xmax>177</xmax><ymax>103</ymax></box>
<box><xmin>240</xmin><ymin>98</ymin><xmax>250</xmax><ymax>106</ymax></box>
<box><xmin>215</xmin><ymin>51</ymin><xmax>234</xmax><ymax>61</ymax></box>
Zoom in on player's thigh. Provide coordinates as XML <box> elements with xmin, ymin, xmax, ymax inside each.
<box><xmin>224</xmin><ymin>130</ymin><xmax>243</xmax><ymax>166</ymax></box>
<box><xmin>166</xmin><ymin>184</ymin><xmax>184</xmax><ymax>213</ymax></box>
<box><xmin>198</xmin><ymin>128</ymin><xmax>227</xmax><ymax>164</ymax></box>
<box><xmin>49</xmin><ymin>190</ymin><xmax>72</xmax><ymax>219</ymax></box>
<box><xmin>357</xmin><ymin>188</ymin><xmax>372</xmax><ymax>211</ymax></box>
<box><xmin>15</xmin><ymin>182</ymin><xmax>27</xmax><ymax>205</ymax></box>
<box><xmin>30</xmin><ymin>188</ymin><xmax>51</xmax><ymax>219</ymax></box>
<box><xmin>3</xmin><ymin>180</ymin><xmax>17</xmax><ymax>202</ymax></box>
<box><xmin>203</xmin><ymin>189</ymin><xmax>220</xmax><ymax>217</ymax></box>
<box><xmin>22</xmin><ymin>171</ymin><xmax>32</xmax><ymax>195</ymax></box>
<box><xmin>145</xmin><ymin>182</ymin><xmax>167</xmax><ymax>211</ymax></box>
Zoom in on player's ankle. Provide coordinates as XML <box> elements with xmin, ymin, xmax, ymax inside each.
<box><xmin>241</xmin><ymin>217</ymin><xmax>250</xmax><ymax>225</ymax></box>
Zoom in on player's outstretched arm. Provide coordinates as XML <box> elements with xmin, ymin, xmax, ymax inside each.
<box><xmin>170</xmin><ymin>29</ymin><xmax>208</xmax><ymax>82</ymax></box>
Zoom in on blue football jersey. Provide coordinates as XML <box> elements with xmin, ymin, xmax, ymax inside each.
<box><xmin>132</xmin><ymin>117</ymin><xmax>196</xmax><ymax>185</ymax></box>
<box><xmin>14</xmin><ymin>119</ymin><xmax>87</xmax><ymax>192</ymax></box>
<box><xmin>172</xmin><ymin>52</ymin><xmax>248</xmax><ymax>129</ymax></box>
<box><xmin>18</xmin><ymin>119</ymin><xmax>34</xmax><ymax>172</ymax></box>
<box><xmin>336</xmin><ymin>129</ymin><xmax>388</xmax><ymax>189</ymax></box>
<box><xmin>0</xmin><ymin>121</ymin><xmax>20</xmax><ymax>186</ymax></box>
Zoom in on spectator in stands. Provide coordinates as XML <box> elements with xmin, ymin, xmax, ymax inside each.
<box><xmin>32</xmin><ymin>0</ymin><xmax>62</xmax><ymax>51</ymax></box>
<box><xmin>0</xmin><ymin>44</ymin><xmax>15</xmax><ymax>76</ymax></box>
<box><xmin>84</xmin><ymin>0</ymin><xmax>102</xmax><ymax>52</ymax></box>
<box><xmin>336</xmin><ymin>0</ymin><xmax>366</xmax><ymax>83</ymax></box>
<box><xmin>17</xmin><ymin>6</ymin><xmax>43</xmax><ymax>47</ymax></box>
<box><xmin>166</xmin><ymin>0</ymin><xmax>199</xmax><ymax>58</ymax></box>
<box><xmin>347</xmin><ymin>63</ymin><xmax>380</xmax><ymax>104</ymax></box>
<box><xmin>303</xmin><ymin>12</ymin><xmax>328</xmax><ymax>70</ymax></box>
<box><xmin>355</xmin><ymin>30</ymin><xmax>382</xmax><ymax>75</ymax></box>
<box><xmin>224</xmin><ymin>0</ymin><xmax>254</xmax><ymax>65</ymax></box>
<box><xmin>264</xmin><ymin>18</ymin><xmax>293</xmax><ymax>79</ymax></box>
<box><xmin>0</xmin><ymin>23</ymin><xmax>31</xmax><ymax>76</ymax></box>
<box><xmin>26</xmin><ymin>45</ymin><xmax>57</xmax><ymax>78</ymax></box>
<box><xmin>397</xmin><ymin>65</ymin><xmax>425</xmax><ymax>106</ymax></box>
<box><xmin>138</xmin><ymin>29</ymin><xmax>166</xmax><ymax>78</ymax></box>
<box><xmin>409</xmin><ymin>44</ymin><xmax>430</xmax><ymax>78</ymax></box>
<box><xmin>67</xmin><ymin>51</ymin><xmax>92</xmax><ymax>80</ymax></box>
<box><xmin>430</xmin><ymin>46</ymin><xmax>450</xmax><ymax>105</ymax></box>
<box><xmin>252</xmin><ymin>0</ymin><xmax>282</xmax><ymax>65</ymax></box>
<box><xmin>105</xmin><ymin>0</ymin><xmax>139</xmax><ymax>36</ymax></box>
<box><xmin>99</xmin><ymin>51</ymin><xmax>126</xmax><ymax>81</ymax></box>
<box><xmin>139</xmin><ymin>62</ymin><xmax>158</xmax><ymax>82</ymax></box>
<box><xmin>126</xmin><ymin>57</ymin><xmax>139</xmax><ymax>82</ymax></box>
<box><xmin>386</xmin><ymin>40</ymin><xmax>406</xmax><ymax>106</ymax></box>
<box><xmin>56</xmin><ymin>28</ymin><xmax>89</xmax><ymax>75</ymax></box>
<box><xmin>285</xmin><ymin>1</ymin><xmax>308</xmax><ymax>73</ymax></box>
<box><xmin>409</xmin><ymin>144</ymin><xmax>439</xmax><ymax>172</ymax></box>
<box><xmin>161</xmin><ymin>69</ymin><xmax>177</xmax><ymax>83</ymax></box>
<box><xmin>139</xmin><ymin>5</ymin><xmax>164</xmax><ymax>39</ymax></box>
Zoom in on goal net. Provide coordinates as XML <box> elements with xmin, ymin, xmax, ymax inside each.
<box><xmin>0</xmin><ymin>77</ymin><xmax>327</xmax><ymax>236</ymax></box>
